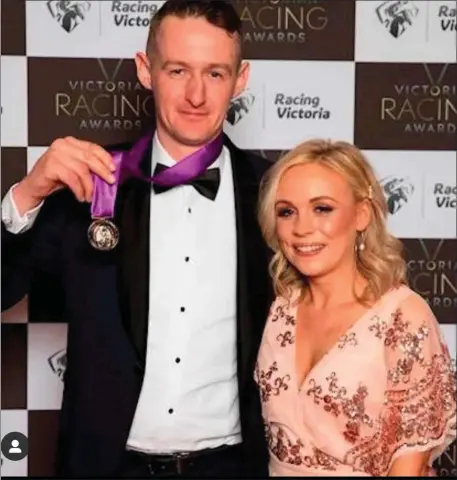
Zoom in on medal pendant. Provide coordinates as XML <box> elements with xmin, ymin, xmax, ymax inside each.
<box><xmin>87</xmin><ymin>218</ymin><xmax>119</xmax><ymax>251</ymax></box>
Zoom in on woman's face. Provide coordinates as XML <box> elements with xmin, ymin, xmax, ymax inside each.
<box><xmin>274</xmin><ymin>162</ymin><xmax>369</xmax><ymax>280</ymax></box>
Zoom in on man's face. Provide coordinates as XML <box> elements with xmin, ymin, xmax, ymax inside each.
<box><xmin>136</xmin><ymin>15</ymin><xmax>249</xmax><ymax>149</ymax></box>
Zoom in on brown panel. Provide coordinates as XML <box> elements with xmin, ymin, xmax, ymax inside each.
<box><xmin>1</xmin><ymin>324</ymin><xmax>27</xmax><ymax>409</ymax></box>
<box><xmin>0</xmin><ymin>0</ymin><xmax>26</xmax><ymax>55</ymax></box>
<box><xmin>27</xmin><ymin>57</ymin><xmax>155</xmax><ymax>147</ymax></box>
<box><xmin>234</xmin><ymin>0</ymin><xmax>355</xmax><ymax>60</ymax></box>
<box><xmin>433</xmin><ymin>440</ymin><xmax>457</xmax><ymax>477</ymax></box>
<box><xmin>401</xmin><ymin>239</ymin><xmax>457</xmax><ymax>324</ymax></box>
<box><xmin>1</xmin><ymin>147</ymin><xmax>27</xmax><ymax>199</ymax></box>
<box><xmin>28</xmin><ymin>410</ymin><xmax>60</xmax><ymax>477</ymax></box>
<box><xmin>355</xmin><ymin>63</ymin><xmax>457</xmax><ymax>150</ymax></box>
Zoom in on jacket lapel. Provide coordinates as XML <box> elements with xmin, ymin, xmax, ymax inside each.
<box><xmin>115</xmin><ymin>135</ymin><xmax>153</xmax><ymax>371</ymax></box>
<box><xmin>224</xmin><ymin>134</ymin><xmax>272</xmax><ymax>389</ymax></box>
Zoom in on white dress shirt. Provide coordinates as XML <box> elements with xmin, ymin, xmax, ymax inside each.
<box><xmin>1</xmin><ymin>132</ymin><xmax>241</xmax><ymax>453</ymax></box>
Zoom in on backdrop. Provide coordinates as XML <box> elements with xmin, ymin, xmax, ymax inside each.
<box><xmin>1</xmin><ymin>0</ymin><xmax>456</xmax><ymax>476</ymax></box>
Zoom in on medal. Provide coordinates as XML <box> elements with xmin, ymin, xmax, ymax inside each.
<box><xmin>87</xmin><ymin>218</ymin><xmax>119</xmax><ymax>251</ymax></box>
<box><xmin>88</xmin><ymin>148</ymin><xmax>125</xmax><ymax>252</ymax></box>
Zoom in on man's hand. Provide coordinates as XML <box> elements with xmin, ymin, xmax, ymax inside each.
<box><xmin>13</xmin><ymin>136</ymin><xmax>116</xmax><ymax>215</ymax></box>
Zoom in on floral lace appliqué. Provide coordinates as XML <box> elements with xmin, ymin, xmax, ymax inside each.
<box><xmin>265</xmin><ymin>422</ymin><xmax>343</xmax><ymax>471</ymax></box>
<box><xmin>306</xmin><ymin>372</ymin><xmax>374</xmax><ymax>444</ymax></box>
<box><xmin>276</xmin><ymin>331</ymin><xmax>294</xmax><ymax>347</ymax></box>
<box><xmin>338</xmin><ymin>332</ymin><xmax>358</xmax><ymax>349</ymax></box>
<box><xmin>343</xmin><ymin>307</ymin><xmax>457</xmax><ymax>476</ymax></box>
<box><xmin>271</xmin><ymin>303</ymin><xmax>296</xmax><ymax>326</ymax></box>
<box><xmin>255</xmin><ymin>361</ymin><xmax>291</xmax><ymax>402</ymax></box>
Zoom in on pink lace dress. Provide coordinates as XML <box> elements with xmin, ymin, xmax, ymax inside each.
<box><xmin>255</xmin><ymin>285</ymin><xmax>456</xmax><ymax>476</ymax></box>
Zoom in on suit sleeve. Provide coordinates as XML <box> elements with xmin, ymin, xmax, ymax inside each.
<box><xmin>1</xmin><ymin>190</ymin><xmax>68</xmax><ymax>311</ymax></box>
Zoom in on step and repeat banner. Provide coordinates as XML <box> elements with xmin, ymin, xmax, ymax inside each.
<box><xmin>1</xmin><ymin>0</ymin><xmax>456</xmax><ymax>476</ymax></box>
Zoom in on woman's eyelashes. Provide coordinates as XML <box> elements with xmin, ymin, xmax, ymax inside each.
<box><xmin>277</xmin><ymin>207</ymin><xmax>294</xmax><ymax>217</ymax></box>
<box><xmin>314</xmin><ymin>204</ymin><xmax>334</xmax><ymax>214</ymax></box>
<box><xmin>276</xmin><ymin>205</ymin><xmax>334</xmax><ymax>218</ymax></box>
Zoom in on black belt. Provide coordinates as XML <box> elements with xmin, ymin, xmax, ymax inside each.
<box><xmin>125</xmin><ymin>443</ymin><xmax>242</xmax><ymax>476</ymax></box>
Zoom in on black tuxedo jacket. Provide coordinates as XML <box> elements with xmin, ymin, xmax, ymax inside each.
<box><xmin>1</xmin><ymin>132</ymin><xmax>274</xmax><ymax>477</ymax></box>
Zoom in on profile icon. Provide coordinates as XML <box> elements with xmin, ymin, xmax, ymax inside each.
<box><xmin>9</xmin><ymin>439</ymin><xmax>22</xmax><ymax>454</ymax></box>
<box><xmin>1</xmin><ymin>432</ymin><xmax>28</xmax><ymax>461</ymax></box>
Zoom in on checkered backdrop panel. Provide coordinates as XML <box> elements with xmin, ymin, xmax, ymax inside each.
<box><xmin>1</xmin><ymin>0</ymin><xmax>456</xmax><ymax>477</ymax></box>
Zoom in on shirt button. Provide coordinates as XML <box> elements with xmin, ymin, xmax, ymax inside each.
<box><xmin>175</xmin><ymin>357</ymin><xmax>181</xmax><ymax>363</ymax></box>
<box><xmin>180</xmin><ymin>307</ymin><xmax>185</xmax><ymax>312</ymax></box>
<box><xmin>168</xmin><ymin>408</ymin><xmax>174</xmax><ymax>414</ymax></box>
<box><xmin>188</xmin><ymin>208</ymin><xmax>192</xmax><ymax>213</ymax></box>
<box><xmin>185</xmin><ymin>257</ymin><xmax>190</xmax><ymax>262</ymax></box>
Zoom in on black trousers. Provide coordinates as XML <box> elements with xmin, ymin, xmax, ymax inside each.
<box><xmin>118</xmin><ymin>443</ymin><xmax>245</xmax><ymax>478</ymax></box>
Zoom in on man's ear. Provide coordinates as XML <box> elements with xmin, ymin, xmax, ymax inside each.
<box><xmin>135</xmin><ymin>52</ymin><xmax>152</xmax><ymax>90</ymax></box>
<box><xmin>233</xmin><ymin>61</ymin><xmax>250</xmax><ymax>99</ymax></box>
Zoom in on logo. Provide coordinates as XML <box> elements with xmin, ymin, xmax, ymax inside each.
<box><xmin>234</xmin><ymin>0</ymin><xmax>354</xmax><ymax>60</ymax></box>
<box><xmin>376</xmin><ymin>0</ymin><xmax>419</xmax><ymax>38</ymax></box>
<box><xmin>403</xmin><ymin>239</ymin><xmax>457</xmax><ymax>321</ymax></box>
<box><xmin>380</xmin><ymin>175</ymin><xmax>415</xmax><ymax>214</ymax></box>
<box><xmin>111</xmin><ymin>0</ymin><xmax>160</xmax><ymax>27</ymax></box>
<box><xmin>274</xmin><ymin>92</ymin><xmax>330</xmax><ymax>120</ymax></box>
<box><xmin>47</xmin><ymin>0</ymin><xmax>91</xmax><ymax>32</ymax></box>
<box><xmin>438</xmin><ymin>3</ymin><xmax>456</xmax><ymax>32</ymax></box>
<box><xmin>355</xmin><ymin>63</ymin><xmax>456</xmax><ymax>150</ymax></box>
<box><xmin>434</xmin><ymin>183</ymin><xmax>457</xmax><ymax>208</ymax></box>
<box><xmin>27</xmin><ymin>57</ymin><xmax>154</xmax><ymax>145</ymax></box>
<box><xmin>383</xmin><ymin>64</ymin><xmax>456</xmax><ymax>136</ymax></box>
<box><xmin>48</xmin><ymin>348</ymin><xmax>67</xmax><ymax>380</ymax></box>
<box><xmin>55</xmin><ymin>59</ymin><xmax>154</xmax><ymax>131</ymax></box>
<box><xmin>226</xmin><ymin>92</ymin><xmax>255</xmax><ymax>125</ymax></box>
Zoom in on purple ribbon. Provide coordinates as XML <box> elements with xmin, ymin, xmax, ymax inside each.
<box><xmin>91</xmin><ymin>131</ymin><xmax>224</xmax><ymax>219</ymax></box>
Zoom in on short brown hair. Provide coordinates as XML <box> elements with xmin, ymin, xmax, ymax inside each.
<box><xmin>146</xmin><ymin>0</ymin><xmax>243</xmax><ymax>62</ymax></box>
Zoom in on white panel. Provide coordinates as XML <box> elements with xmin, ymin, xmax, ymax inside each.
<box><xmin>364</xmin><ymin>150</ymin><xmax>456</xmax><ymax>238</ymax></box>
<box><xmin>27</xmin><ymin>146</ymin><xmax>48</xmax><ymax>172</ymax></box>
<box><xmin>27</xmin><ymin>323</ymin><xmax>68</xmax><ymax>410</ymax></box>
<box><xmin>0</xmin><ymin>410</ymin><xmax>28</xmax><ymax>477</ymax></box>
<box><xmin>0</xmin><ymin>56</ymin><xmax>28</xmax><ymax>147</ymax></box>
<box><xmin>224</xmin><ymin>60</ymin><xmax>355</xmax><ymax>150</ymax></box>
<box><xmin>355</xmin><ymin>0</ymin><xmax>457</xmax><ymax>62</ymax></box>
<box><xmin>26</xmin><ymin>0</ymin><xmax>166</xmax><ymax>58</ymax></box>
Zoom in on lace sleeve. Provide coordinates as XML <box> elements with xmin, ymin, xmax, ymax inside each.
<box><xmin>379</xmin><ymin>292</ymin><xmax>456</xmax><ymax>474</ymax></box>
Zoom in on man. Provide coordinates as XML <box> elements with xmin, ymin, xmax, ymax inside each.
<box><xmin>1</xmin><ymin>0</ymin><xmax>273</xmax><ymax>477</ymax></box>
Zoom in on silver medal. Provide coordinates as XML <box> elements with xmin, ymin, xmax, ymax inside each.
<box><xmin>87</xmin><ymin>218</ymin><xmax>119</xmax><ymax>251</ymax></box>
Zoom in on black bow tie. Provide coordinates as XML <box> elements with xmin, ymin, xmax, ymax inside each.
<box><xmin>152</xmin><ymin>163</ymin><xmax>221</xmax><ymax>201</ymax></box>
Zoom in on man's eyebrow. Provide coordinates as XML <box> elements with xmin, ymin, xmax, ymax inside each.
<box><xmin>162</xmin><ymin>60</ymin><xmax>233</xmax><ymax>73</ymax></box>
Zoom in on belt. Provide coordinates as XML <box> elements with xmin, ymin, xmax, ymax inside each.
<box><xmin>125</xmin><ymin>443</ymin><xmax>242</xmax><ymax>476</ymax></box>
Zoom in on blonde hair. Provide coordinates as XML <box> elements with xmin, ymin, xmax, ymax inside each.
<box><xmin>258</xmin><ymin>139</ymin><xmax>408</xmax><ymax>305</ymax></box>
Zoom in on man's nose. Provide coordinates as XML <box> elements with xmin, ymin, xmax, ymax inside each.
<box><xmin>185</xmin><ymin>76</ymin><xmax>206</xmax><ymax>107</ymax></box>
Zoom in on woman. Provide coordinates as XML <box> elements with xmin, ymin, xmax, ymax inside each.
<box><xmin>255</xmin><ymin>139</ymin><xmax>456</xmax><ymax>476</ymax></box>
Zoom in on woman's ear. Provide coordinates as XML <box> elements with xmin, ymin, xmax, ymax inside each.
<box><xmin>356</xmin><ymin>199</ymin><xmax>371</xmax><ymax>232</ymax></box>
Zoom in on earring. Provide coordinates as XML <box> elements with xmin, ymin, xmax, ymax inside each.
<box><xmin>356</xmin><ymin>231</ymin><xmax>366</xmax><ymax>252</ymax></box>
